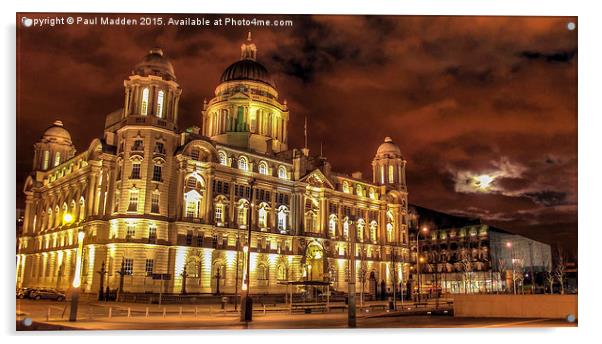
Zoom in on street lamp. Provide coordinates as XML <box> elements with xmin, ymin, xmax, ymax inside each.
<box><xmin>69</xmin><ymin>229</ymin><xmax>85</xmax><ymax>322</ymax></box>
<box><xmin>240</xmin><ymin>179</ymin><xmax>255</xmax><ymax>322</ymax></box>
<box><xmin>416</xmin><ymin>226</ymin><xmax>428</xmax><ymax>299</ymax></box>
<box><xmin>506</xmin><ymin>241</ymin><xmax>516</xmax><ymax>294</ymax></box>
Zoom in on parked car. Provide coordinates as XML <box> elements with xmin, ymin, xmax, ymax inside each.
<box><xmin>16</xmin><ymin>287</ymin><xmax>36</xmax><ymax>299</ymax></box>
<box><xmin>29</xmin><ymin>288</ymin><xmax>65</xmax><ymax>301</ymax></box>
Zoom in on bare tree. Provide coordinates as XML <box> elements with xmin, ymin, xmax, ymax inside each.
<box><xmin>512</xmin><ymin>259</ymin><xmax>525</xmax><ymax>294</ymax></box>
<box><xmin>497</xmin><ymin>257</ymin><xmax>507</xmax><ymax>293</ymax></box>
<box><xmin>555</xmin><ymin>247</ymin><xmax>567</xmax><ymax>295</ymax></box>
<box><xmin>545</xmin><ymin>262</ymin><xmax>555</xmax><ymax>294</ymax></box>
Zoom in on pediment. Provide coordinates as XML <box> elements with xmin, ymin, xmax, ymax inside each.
<box><xmin>300</xmin><ymin>169</ymin><xmax>335</xmax><ymax>189</ymax></box>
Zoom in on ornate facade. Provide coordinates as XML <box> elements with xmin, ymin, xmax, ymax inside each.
<box><xmin>16</xmin><ymin>35</ymin><xmax>410</xmax><ymax>297</ymax></box>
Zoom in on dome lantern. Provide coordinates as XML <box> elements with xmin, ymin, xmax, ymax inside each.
<box><xmin>372</xmin><ymin>136</ymin><xmax>406</xmax><ymax>189</ymax></box>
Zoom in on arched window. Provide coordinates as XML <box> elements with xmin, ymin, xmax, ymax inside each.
<box><xmin>278</xmin><ymin>166</ymin><xmax>288</xmax><ymax>179</ymax></box>
<box><xmin>355</xmin><ymin>184</ymin><xmax>363</xmax><ymax>197</ymax></box>
<box><xmin>386</xmin><ymin>223</ymin><xmax>394</xmax><ymax>242</ymax></box>
<box><xmin>389</xmin><ymin>165</ymin><xmax>395</xmax><ymax>183</ymax></box>
<box><xmin>218</xmin><ymin>151</ymin><xmax>228</xmax><ymax>166</ymax></box>
<box><xmin>357</xmin><ymin>219</ymin><xmax>365</xmax><ymax>242</ymax></box>
<box><xmin>369</xmin><ymin>187</ymin><xmax>377</xmax><ymax>200</ymax></box>
<box><xmin>184</xmin><ymin>190</ymin><xmax>201</xmax><ymax>219</ymax></box>
<box><xmin>370</xmin><ymin>221</ymin><xmax>378</xmax><ymax>242</ymax></box>
<box><xmin>277</xmin><ymin>264</ymin><xmax>287</xmax><ymax>281</ymax></box>
<box><xmin>380</xmin><ymin>165</ymin><xmax>385</xmax><ymax>184</ymax></box>
<box><xmin>156</xmin><ymin>90</ymin><xmax>164</xmax><ymax>118</ymax></box>
<box><xmin>185</xmin><ymin>260</ymin><xmax>200</xmax><ymax>278</ymax></box>
<box><xmin>54</xmin><ymin>152</ymin><xmax>61</xmax><ymax>167</ymax></box>
<box><xmin>186</xmin><ymin>176</ymin><xmax>200</xmax><ymax>189</ymax></box>
<box><xmin>238</xmin><ymin>156</ymin><xmax>249</xmax><ymax>172</ymax></box>
<box><xmin>329</xmin><ymin>215</ymin><xmax>338</xmax><ymax>238</ymax></box>
<box><xmin>277</xmin><ymin>206</ymin><xmax>288</xmax><ymax>232</ymax></box>
<box><xmin>258</xmin><ymin>161</ymin><xmax>268</xmax><ymax>175</ymax></box>
<box><xmin>237</xmin><ymin>200</ymin><xmax>248</xmax><ymax>228</ymax></box>
<box><xmin>342</xmin><ymin>181</ymin><xmax>351</xmax><ymax>193</ymax></box>
<box><xmin>78</xmin><ymin>197</ymin><xmax>85</xmax><ymax>220</ymax></box>
<box><xmin>258</xmin><ymin>205</ymin><xmax>268</xmax><ymax>229</ymax></box>
<box><xmin>257</xmin><ymin>264</ymin><xmax>268</xmax><ymax>286</ymax></box>
<box><xmin>141</xmin><ymin>88</ymin><xmax>149</xmax><ymax>115</ymax></box>
<box><xmin>343</xmin><ymin>217</ymin><xmax>350</xmax><ymax>239</ymax></box>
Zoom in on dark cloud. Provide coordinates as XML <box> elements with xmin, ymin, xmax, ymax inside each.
<box><xmin>520</xmin><ymin>49</ymin><xmax>577</xmax><ymax>63</ymax></box>
<box><xmin>16</xmin><ymin>14</ymin><xmax>578</xmax><ymax>253</ymax></box>
<box><xmin>523</xmin><ymin>191</ymin><xmax>568</xmax><ymax>207</ymax></box>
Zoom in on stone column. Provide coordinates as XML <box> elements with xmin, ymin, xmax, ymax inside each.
<box><xmin>205</xmin><ymin>171</ymin><xmax>214</xmax><ymax>224</ymax></box>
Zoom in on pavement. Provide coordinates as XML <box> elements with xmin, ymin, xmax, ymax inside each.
<box><xmin>15</xmin><ymin>298</ymin><xmax>577</xmax><ymax>331</ymax></box>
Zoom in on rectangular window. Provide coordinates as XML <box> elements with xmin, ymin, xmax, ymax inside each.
<box><xmin>190</xmin><ymin>149</ymin><xmax>200</xmax><ymax>161</ymax></box>
<box><xmin>114</xmin><ymin>191</ymin><xmax>120</xmax><ymax>212</ymax></box>
<box><xmin>131</xmin><ymin>163</ymin><xmax>141</xmax><ymax>179</ymax></box>
<box><xmin>215</xmin><ymin>206</ymin><xmax>223</xmax><ymax>223</ymax></box>
<box><xmin>196</xmin><ymin>235</ymin><xmax>203</xmax><ymax>247</ymax></box>
<box><xmin>126</xmin><ymin>224</ymin><xmax>135</xmax><ymax>239</ymax></box>
<box><xmin>154</xmin><ymin>142</ymin><xmax>165</xmax><ymax>154</ymax></box>
<box><xmin>123</xmin><ymin>258</ymin><xmax>134</xmax><ymax>275</ymax></box>
<box><xmin>186</xmin><ymin>232</ymin><xmax>193</xmax><ymax>246</ymax></box>
<box><xmin>151</xmin><ymin>193</ymin><xmax>160</xmax><ymax>214</ymax></box>
<box><xmin>152</xmin><ymin>165</ymin><xmax>162</xmax><ymax>182</ymax></box>
<box><xmin>54</xmin><ymin>152</ymin><xmax>61</xmax><ymax>167</ymax></box>
<box><xmin>145</xmin><ymin>259</ymin><xmax>154</xmax><ymax>275</ymax></box>
<box><xmin>223</xmin><ymin>182</ymin><xmax>229</xmax><ymax>195</ymax></box>
<box><xmin>132</xmin><ymin>139</ymin><xmax>144</xmax><ymax>152</ymax></box>
<box><xmin>42</xmin><ymin>150</ymin><xmax>50</xmax><ymax>170</ymax></box>
<box><xmin>128</xmin><ymin>190</ymin><xmax>138</xmax><ymax>212</ymax></box>
<box><xmin>148</xmin><ymin>226</ymin><xmax>157</xmax><ymax>242</ymax></box>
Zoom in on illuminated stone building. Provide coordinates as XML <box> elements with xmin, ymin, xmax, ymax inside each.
<box><xmin>16</xmin><ymin>34</ymin><xmax>410</xmax><ymax>297</ymax></box>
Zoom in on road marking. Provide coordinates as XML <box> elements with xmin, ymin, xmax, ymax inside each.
<box><xmin>480</xmin><ymin>319</ymin><xmax>550</xmax><ymax>328</ymax></box>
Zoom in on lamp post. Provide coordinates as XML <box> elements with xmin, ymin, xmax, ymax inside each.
<box><xmin>416</xmin><ymin>226</ymin><xmax>428</xmax><ymax>299</ymax></box>
<box><xmin>347</xmin><ymin>216</ymin><xmax>357</xmax><ymax>328</ymax></box>
<box><xmin>506</xmin><ymin>241</ymin><xmax>516</xmax><ymax>294</ymax></box>
<box><xmin>96</xmin><ymin>261</ymin><xmax>107</xmax><ymax>301</ymax></box>
<box><xmin>69</xmin><ymin>229</ymin><xmax>85</xmax><ymax>322</ymax></box>
<box><xmin>234</xmin><ymin>231</ymin><xmax>241</xmax><ymax>311</ymax></box>
<box><xmin>240</xmin><ymin>178</ymin><xmax>255</xmax><ymax>322</ymax></box>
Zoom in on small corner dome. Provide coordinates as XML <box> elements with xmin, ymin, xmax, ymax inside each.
<box><xmin>42</xmin><ymin>120</ymin><xmax>72</xmax><ymax>143</ymax></box>
<box><xmin>132</xmin><ymin>48</ymin><xmax>176</xmax><ymax>81</ymax></box>
<box><xmin>376</xmin><ymin>136</ymin><xmax>402</xmax><ymax>158</ymax></box>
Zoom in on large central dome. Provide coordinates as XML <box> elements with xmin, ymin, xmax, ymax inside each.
<box><xmin>220</xmin><ymin>59</ymin><xmax>275</xmax><ymax>87</ymax></box>
<box><xmin>219</xmin><ymin>32</ymin><xmax>275</xmax><ymax>88</ymax></box>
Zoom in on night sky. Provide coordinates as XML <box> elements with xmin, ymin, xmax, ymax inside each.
<box><xmin>16</xmin><ymin>14</ymin><xmax>577</xmax><ymax>253</ymax></box>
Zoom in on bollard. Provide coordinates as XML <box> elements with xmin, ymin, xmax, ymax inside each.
<box><xmin>145</xmin><ymin>307</ymin><xmax>149</xmax><ymax>318</ymax></box>
<box><xmin>108</xmin><ymin>307</ymin><xmax>112</xmax><ymax>318</ymax></box>
<box><xmin>47</xmin><ymin>307</ymin><xmax>50</xmax><ymax>321</ymax></box>
<box><xmin>179</xmin><ymin>307</ymin><xmax>182</xmax><ymax>318</ymax></box>
<box><xmin>263</xmin><ymin>304</ymin><xmax>266</xmax><ymax>315</ymax></box>
<box><xmin>194</xmin><ymin>306</ymin><xmax>197</xmax><ymax>318</ymax></box>
<box><xmin>127</xmin><ymin>307</ymin><xmax>131</xmax><ymax>318</ymax></box>
<box><xmin>162</xmin><ymin>307</ymin><xmax>166</xmax><ymax>318</ymax></box>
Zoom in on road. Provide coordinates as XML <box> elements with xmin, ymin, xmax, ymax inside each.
<box><xmin>16</xmin><ymin>299</ymin><xmax>576</xmax><ymax>330</ymax></box>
